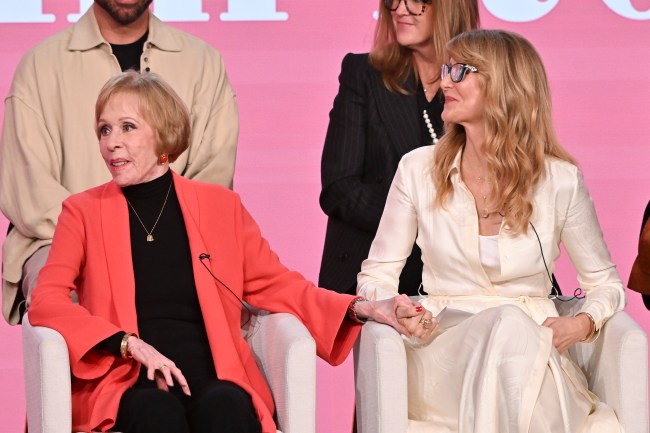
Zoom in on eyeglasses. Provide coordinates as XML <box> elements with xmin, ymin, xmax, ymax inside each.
<box><xmin>441</xmin><ymin>63</ymin><xmax>478</xmax><ymax>83</ymax></box>
<box><xmin>383</xmin><ymin>0</ymin><xmax>433</xmax><ymax>16</ymax></box>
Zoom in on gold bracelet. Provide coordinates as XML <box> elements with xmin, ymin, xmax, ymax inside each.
<box><xmin>576</xmin><ymin>312</ymin><xmax>596</xmax><ymax>342</ymax></box>
<box><xmin>120</xmin><ymin>332</ymin><xmax>138</xmax><ymax>359</ymax></box>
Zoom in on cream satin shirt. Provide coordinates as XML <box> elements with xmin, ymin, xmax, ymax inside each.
<box><xmin>358</xmin><ymin>146</ymin><xmax>625</xmax><ymax>329</ymax></box>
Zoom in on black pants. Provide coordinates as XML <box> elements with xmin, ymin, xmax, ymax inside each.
<box><xmin>113</xmin><ymin>379</ymin><xmax>262</xmax><ymax>433</ymax></box>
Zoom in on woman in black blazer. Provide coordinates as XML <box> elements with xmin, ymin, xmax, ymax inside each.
<box><xmin>319</xmin><ymin>0</ymin><xmax>479</xmax><ymax>295</ymax></box>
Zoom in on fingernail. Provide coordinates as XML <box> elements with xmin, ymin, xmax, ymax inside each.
<box><xmin>415</xmin><ymin>306</ymin><xmax>423</xmax><ymax>313</ymax></box>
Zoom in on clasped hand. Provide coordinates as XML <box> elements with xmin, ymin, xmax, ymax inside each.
<box><xmin>395</xmin><ymin>302</ymin><xmax>438</xmax><ymax>344</ymax></box>
<box><xmin>355</xmin><ymin>295</ymin><xmax>437</xmax><ymax>341</ymax></box>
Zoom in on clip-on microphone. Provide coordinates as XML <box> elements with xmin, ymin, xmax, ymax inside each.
<box><xmin>198</xmin><ymin>253</ymin><xmax>251</xmax><ymax>327</ymax></box>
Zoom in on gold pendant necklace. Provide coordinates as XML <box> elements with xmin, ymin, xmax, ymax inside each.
<box><xmin>125</xmin><ymin>179</ymin><xmax>173</xmax><ymax>242</ymax></box>
<box><xmin>475</xmin><ymin>176</ymin><xmax>491</xmax><ymax>218</ymax></box>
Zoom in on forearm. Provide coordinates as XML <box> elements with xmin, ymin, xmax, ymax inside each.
<box><xmin>96</xmin><ymin>331</ymin><xmax>127</xmax><ymax>357</ymax></box>
<box><xmin>561</xmin><ymin>169</ymin><xmax>625</xmax><ymax>328</ymax></box>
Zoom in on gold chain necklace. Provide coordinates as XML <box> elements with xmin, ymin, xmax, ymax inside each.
<box><xmin>475</xmin><ymin>175</ymin><xmax>491</xmax><ymax>218</ymax></box>
<box><xmin>125</xmin><ymin>179</ymin><xmax>173</xmax><ymax>242</ymax></box>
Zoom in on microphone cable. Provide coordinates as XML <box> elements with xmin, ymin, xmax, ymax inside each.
<box><xmin>529</xmin><ymin>222</ymin><xmax>585</xmax><ymax>302</ymax></box>
<box><xmin>198</xmin><ymin>253</ymin><xmax>252</xmax><ymax>327</ymax></box>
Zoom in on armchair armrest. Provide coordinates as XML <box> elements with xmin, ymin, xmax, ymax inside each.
<box><xmin>353</xmin><ymin>321</ymin><xmax>408</xmax><ymax>433</ymax></box>
<box><xmin>24</xmin><ymin>310</ymin><xmax>315</xmax><ymax>433</ymax></box>
<box><xmin>555</xmin><ymin>298</ymin><xmax>649</xmax><ymax>433</ymax></box>
<box><xmin>570</xmin><ymin>312</ymin><xmax>648</xmax><ymax>433</ymax></box>
<box><xmin>22</xmin><ymin>313</ymin><xmax>72</xmax><ymax>433</ymax></box>
<box><xmin>355</xmin><ymin>300</ymin><xmax>649</xmax><ymax>433</ymax></box>
<box><xmin>245</xmin><ymin>312</ymin><xmax>316</xmax><ymax>433</ymax></box>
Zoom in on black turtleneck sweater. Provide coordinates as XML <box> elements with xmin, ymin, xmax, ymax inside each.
<box><xmin>100</xmin><ymin>170</ymin><xmax>217</xmax><ymax>390</ymax></box>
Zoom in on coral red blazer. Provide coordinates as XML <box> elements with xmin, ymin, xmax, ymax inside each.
<box><xmin>29</xmin><ymin>171</ymin><xmax>360</xmax><ymax>432</ymax></box>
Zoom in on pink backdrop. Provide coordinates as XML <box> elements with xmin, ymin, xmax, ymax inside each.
<box><xmin>1</xmin><ymin>1</ymin><xmax>650</xmax><ymax>432</ymax></box>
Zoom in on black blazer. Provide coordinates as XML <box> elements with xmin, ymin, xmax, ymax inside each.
<box><xmin>318</xmin><ymin>53</ymin><xmax>443</xmax><ymax>295</ymax></box>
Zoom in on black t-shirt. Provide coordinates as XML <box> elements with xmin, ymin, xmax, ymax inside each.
<box><xmin>111</xmin><ymin>31</ymin><xmax>148</xmax><ymax>72</ymax></box>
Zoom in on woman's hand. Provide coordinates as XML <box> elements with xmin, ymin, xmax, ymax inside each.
<box><xmin>396</xmin><ymin>306</ymin><xmax>438</xmax><ymax>344</ymax></box>
<box><xmin>126</xmin><ymin>336</ymin><xmax>191</xmax><ymax>396</ymax></box>
<box><xmin>542</xmin><ymin>314</ymin><xmax>593</xmax><ymax>353</ymax></box>
<box><xmin>354</xmin><ymin>294</ymin><xmax>422</xmax><ymax>336</ymax></box>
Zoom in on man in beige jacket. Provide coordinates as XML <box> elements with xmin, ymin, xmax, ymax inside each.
<box><xmin>0</xmin><ymin>0</ymin><xmax>239</xmax><ymax>324</ymax></box>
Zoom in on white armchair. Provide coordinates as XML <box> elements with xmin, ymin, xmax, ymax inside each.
<box><xmin>353</xmin><ymin>298</ymin><xmax>649</xmax><ymax>433</ymax></box>
<box><xmin>23</xmin><ymin>311</ymin><xmax>317</xmax><ymax>433</ymax></box>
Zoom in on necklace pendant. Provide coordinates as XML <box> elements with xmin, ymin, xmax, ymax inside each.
<box><xmin>147</xmin><ymin>234</ymin><xmax>154</xmax><ymax>242</ymax></box>
<box><xmin>480</xmin><ymin>208</ymin><xmax>489</xmax><ymax>219</ymax></box>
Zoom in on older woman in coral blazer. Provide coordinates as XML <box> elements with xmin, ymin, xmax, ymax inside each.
<box><xmin>28</xmin><ymin>71</ymin><xmax>426</xmax><ymax>433</ymax></box>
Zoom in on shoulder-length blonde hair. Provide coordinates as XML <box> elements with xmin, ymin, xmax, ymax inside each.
<box><xmin>369</xmin><ymin>0</ymin><xmax>479</xmax><ymax>93</ymax></box>
<box><xmin>432</xmin><ymin>29</ymin><xmax>576</xmax><ymax>235</ymax></box>
<box><xmin>95</xmin><ymin>70</ymin><xmax>190</xmax><ymax>163</ymax></box>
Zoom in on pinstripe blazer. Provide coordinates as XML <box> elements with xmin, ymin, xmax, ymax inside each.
<box><xmin>318</xmin><ymin>53</ymin><xmax>443</xmax><ymax>295</ymax></box>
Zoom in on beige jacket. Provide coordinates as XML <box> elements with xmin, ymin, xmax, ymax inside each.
<box><xmin>358</xmin><ymin>146</ymin><xmax>625</xmax><ymax>330</ymax></box>
<box><xmin>0</xmin><ymin>8</ymin><xmax>239</xmax><ymax>323</ymax></box>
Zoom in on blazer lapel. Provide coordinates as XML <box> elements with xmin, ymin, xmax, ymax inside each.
<box><xmin>372</xmin><ymin>71</ymin><xmax>421</xmax><ymax>156</ymax></box>
<box><xmin>100</xmin><ymin>182</ymin><xmax>138</xmax><ymax>331</ymax></box>
<box><xmin>174</xmin><ymin>173</ymin><xmax>258</xmax><ymax>382</ymax></box>
<box><xmin>172</xmin><ymin>173</ymin><xmax>235</xmax><ymax>333</ymax></box>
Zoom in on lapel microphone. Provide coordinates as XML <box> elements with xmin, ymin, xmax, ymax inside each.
<box><xmin>198</xmin><ymin>253</ymin><xmax>251</xmax><ymax>327</ymax></box>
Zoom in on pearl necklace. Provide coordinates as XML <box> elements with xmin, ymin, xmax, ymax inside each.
<box><xmin>422</xmin><ymin>109</ymin><xmax>439</xmax><ymax>144</ymax></box>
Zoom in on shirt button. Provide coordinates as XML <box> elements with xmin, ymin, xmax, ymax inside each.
<box><xmin>338</xmin><ymin>252</ymin><xmax>349</xmax><ymax>261</ymax></box>
<box><xmin>144</xmin><ymin>57</ymin><xmax>148</xmax><ymax>62</ymax></box>
<box><xmin>145</xmin><ymin>67</ymin><xmax>151</xmax><ymax>72</ymax></box>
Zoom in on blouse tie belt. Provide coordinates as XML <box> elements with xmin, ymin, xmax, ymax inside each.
<box><xmin>421</xmin><ymin>294</ymin><xmax>553</xmax><ymax>322</ymax></box>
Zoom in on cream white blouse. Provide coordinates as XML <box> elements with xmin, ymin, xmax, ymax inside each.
<box><xmin>357</xmin><ymin>146</ymin><xmax>625</xmax><ymax>329</ymax></box>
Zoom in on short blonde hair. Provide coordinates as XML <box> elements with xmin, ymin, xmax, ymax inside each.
<box><xmin>432</xmin><ymin>30</ymin><xmax>576</xmax><ymax>235</ymax></box>
<box><xmin>370</xmin><ymin>0</ymin><xmax>479</xmax><ymax>93</ymax></box>
<box><xmin>95</xmin><ymin>71</ymin><xmax>190</xmax><ymax>162</ymax></box>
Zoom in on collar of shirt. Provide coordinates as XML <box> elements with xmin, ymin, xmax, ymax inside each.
<box><xmin>68</xmin><ymin>7</ymin><xmax>182</xmax><ymax>53</ymax></box>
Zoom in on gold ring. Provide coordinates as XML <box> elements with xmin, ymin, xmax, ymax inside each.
<box><xmin>420</xmin><ymin>318</ymin><xmax>433</xmax><ymax>329</ymax></box>
<box><xmin>159</xmin><ymin>364</ymin><xmax>168</xmax><ymax>370</ymax></box>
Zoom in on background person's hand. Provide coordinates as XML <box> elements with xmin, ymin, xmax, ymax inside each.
<box><xmin>126</xmin><ymin>336</ymin><xmax>191</xmax><ymax>396</ymax></box>
<box><xmin>542</xmin><ymin>314</ymin><xmax>592</xmax><ymax>353</ymax></box>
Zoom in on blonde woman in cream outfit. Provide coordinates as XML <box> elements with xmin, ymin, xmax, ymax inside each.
<box><xmin>357</xmin><ymin>29</ymin><xmax>625</xmax><ymax>433</ymax></box>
